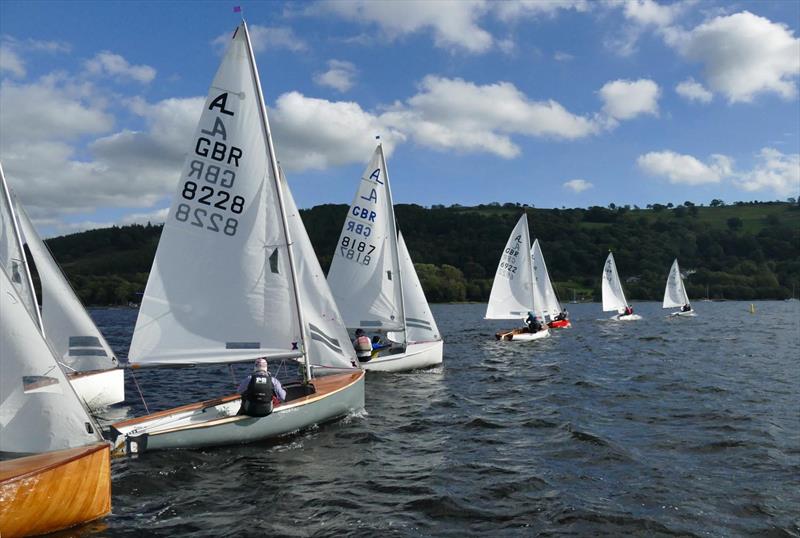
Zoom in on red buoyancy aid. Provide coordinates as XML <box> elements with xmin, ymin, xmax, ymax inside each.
<box><xmin>355</xmin><ymin>335</ymin><xmax>372</xmax><ymax>353</ymax></box>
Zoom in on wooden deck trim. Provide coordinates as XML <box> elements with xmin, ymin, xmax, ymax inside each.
<box><xmin>67</xmin><ymin>368</ymin><xmax>122</xmax><ymax>381</ymax></box>
<box><xmin>0</xmin><ymin>442</ymin><xmax>108</xmax><ymax>482</ymax></box>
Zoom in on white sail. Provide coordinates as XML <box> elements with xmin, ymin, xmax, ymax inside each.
<box><xmin>0</xmin><ymin>265</ymin><xmax>103</xmax><ymax>453</ymax></box>
<box><xmin>486</xmin><ymin>214</ymin><xmax>535</xmax><ymax>320</ymax></box>
<box><xmin>0</xmin><ymin>162</ymin><xmax>41</xmax><ymax>330</ymax></box>
<box><xmin>397</xmin><ymin>232</ymin><xmax>440</xmax><ymax>343</ymax></box>
<box><xmin>327</xmin><ymin>145</ymin><xmax>404</xmax><ymax>332</ymax></box>
<box><xmin>601</xmin><ymin>252</ymin><xmax>628</xmax><ymax>313</ymax></box>
<box><xmin>530</xmin><ymin>239</ymin><xmax>562</xmax><ymax>320</ymax></box>
<box><xmin>663</xmin><ymin>258</ymin><xmax>690</xmax><ymax>309</ymax></box>
<box><xmin>16</xmin><ymin>202</ymin><xmax>117</xmax><ymax>372</ymax></box>
<box><xmin>129</xmin><ymin>25</ymin><xmax>302</xmax><ymax>367</ymax></box>
<box><xmin>281</xmin><ymin>173</ymin><xmax>359</xmax><ymax>373</ymax></box>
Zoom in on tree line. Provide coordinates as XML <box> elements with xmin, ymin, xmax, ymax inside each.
<box><xmin>43</xmin><ymin>200</ymin><xmax>800</xmax><ymax>305</ymax></box>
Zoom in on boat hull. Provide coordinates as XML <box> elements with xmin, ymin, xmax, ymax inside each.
<box><xmin>0</xmin><ymin>443</ymin><xmax>111</xmax><ymax>538</ymax></box>
<box><xmin>360</xmin><ymin>340</ymin><xmax>443</xmax><ymax>372</ymax></box>
<box><xmin>495</xmin><ymin>327</ymin><xmax>551</xmax><ymax>341</ymax></box>
<box><xmin>613</xmin><ymin>314</ymin><xmax>642</xmax><ymax>321</ymax></box>
<box><xmin>110</xmin><ymin>371</ymin><xmax>365</xmax><ymax>454</ymax></box>
<box><xmin>669</xmin><ymin>310</ymin><xmax>697</xmax><ymax>317</ymax></box>
<box><xmin>547</xmin><ymin>319</ymin><xmax>572</xmax><ymax>329</ymax></box>
<box><xmin>69</xmin><ymin>368</ymin><xmax>125</xmax><ymax>411</ymax></box>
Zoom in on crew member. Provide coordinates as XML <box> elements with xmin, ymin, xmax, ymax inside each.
<box><xmin>238</xmin><ymin>358</ymin><xmax>285</xmax><ymax>417</ymax></box>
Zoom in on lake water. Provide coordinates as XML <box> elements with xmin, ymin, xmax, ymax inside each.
<box><xmin>83</xmin><ymin>301</ymin><xmax>798</xmax><ymax>536</ymax></box>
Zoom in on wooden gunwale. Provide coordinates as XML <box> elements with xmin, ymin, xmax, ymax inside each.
<box><xmin>0</xmin><ymin>443</ymin><xmax>107</xmax><ymax>482</ymax></box>
<box><xmin>67</xmin><ymin>368</ymin><xmax>120</xmax><ymax>381</ymax></box>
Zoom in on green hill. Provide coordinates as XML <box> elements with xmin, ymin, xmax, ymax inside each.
<box><xmin>42</xmin><ymin>200</ymin><xmax>800</xmax><ymax>305</ymax></box>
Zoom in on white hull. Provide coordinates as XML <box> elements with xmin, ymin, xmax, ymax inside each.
<box><xmin>613</xmin><ymin>314</ymin><xmax>642</xmax><ymax>321</ymax></box>
<box><xmin>360</xmin><ymin>340</ymin><xmax>443</xmax><ymax>373</ymax></box>
<box><xmin>669</xmin><ymin>310</ymin><xmax>697</xmax><ymax>317</ymax></box>
<box><xmin>68</xmin><ymin>368</ymin><xmax>125</xmax><ymax>411</ymax></box>
<box><xmin>496</xmin><ymin>327</ymin><xmax>551</xmax><ymax>341</ymax></box>
<box><xmin>110</xmin><ymin>371</ymin><xmax>364</xmax><ymax>454</ymax></box>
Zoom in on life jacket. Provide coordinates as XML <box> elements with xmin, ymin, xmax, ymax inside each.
<box><xmin>354</xmin><ymin>335</ymin><xmax>372</xmax><ymax>357</ymax></box>
<box><xmin>241</xmin><ymin>372</ymin><xmax>273</xmax><ymax>417</ymax></box>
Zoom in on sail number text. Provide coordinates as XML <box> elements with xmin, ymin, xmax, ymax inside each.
<box><xmin>340</xmin><ymin>236</ymin><xmax>375</xmax><ymax>266</ymax></box>
<box><xmin>499</xmin><ymin>247</ymin><xmax>520</xmax><ymax>279</ymax></box>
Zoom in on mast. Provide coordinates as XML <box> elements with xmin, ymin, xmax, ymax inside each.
<box><xmin>523</xmin><ymin>212</ymin><xmax>536</xmax><ymax>312</ymax></box>
<box><xmin>378</xmin><ymin>142</ymin><xmax>407</xmax><ymax>345</ymax></box>
<box><xmin>0</xmin><ymin>162</ymin><xmax>44</xmax><ymax>332</ymax></box>
<box><xmin>241</xmin><ymin>22</ymin><xmax>311</xmax><ymax>382</ymax></box>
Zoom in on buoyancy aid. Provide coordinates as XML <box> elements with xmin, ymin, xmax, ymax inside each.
<box><xmin>354</xmin><ymin>335</ymin><xmax>372</xmax><ymax>358</ymax></box>
<box><xmin>241</xmin><ymin>372</ymin><xmax>273</xmax><ymax>417</ymax></box>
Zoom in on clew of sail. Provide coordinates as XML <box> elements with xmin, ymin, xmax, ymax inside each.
<box><xmin>486</xmin><ymin>214</ymin><xmax>536</xmax><ymax>320</ymax></box>
<box><xmin>397</xmin><ymin>231</ymin><xmax>440</xmax><ymax>343</ymax></box>
<box><xmin>0</xmin><ymin>265</ymin><xmax>103</xmax><ymax>453</ymax></box>
<box><xmin>15</xmin><ymin>202</ymin><xmax>118</xmax><ymax>372</ymax></box>
<box><xmin>280</xmin><ymin>172</ymin><xmax>359</xmax><ymax>373</ymax></box>
<box><xmin>129</xmin><ymin>25</ymin><xmax>302</xmax><ymax>367</ymax></box>
<box><xmin>327</xmin><ymin>145</ymin><xmax>404</xmax><ymax>332</ymax></box>
<box><xmin>530</xmin><ymin>239</ymin><xmax>562</xmax><ymax>320</ymax></box>
<box><xmin>663</xmin><ymin>258</ymin><xmax>690</xmax><ymax>309</ymax></box>
<box><xmin>602</xmin><ymin>252</ymin><xmax>628</xmax><ymax>313</ymax></box>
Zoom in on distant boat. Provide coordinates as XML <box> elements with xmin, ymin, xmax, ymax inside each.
<box><xmin>530</xmin><ymin>239</ymin><xmax>571</xmax><ymax>329</ymax></box>
<box><xmin>663</xmin><ymin>259</ymin><xmax>696</xmax><ymax>317</ymax></box>
<box><xmin>569</xmin><ymin>289</ymin><xmax>579</xmax><ymax>304</ymax></box>
<box><xmin>0</xmin><ymin>259</ymin><xmax>111</xmax><ymax>536</ymax></box>
<box><xmin>326</xmin><ymin>144</ymin><xmax>443</xmax><ymax>372</ymax></box>
<box><xmin>486</xmin><ymin>214</ymin><xmax>550</xmax><ymax>341</ymax></box>
<box><xmin>601</xmin><ymin>252</ymin><xmax>641</xmax><ymax>320</ymax></box>
<box><xmin>108</xmin><ymin>21</ymin><xmax>364</xmax><ymax>455</ymax></box>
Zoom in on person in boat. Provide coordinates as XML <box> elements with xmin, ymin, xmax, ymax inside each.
<box><xmin>681</xmin><ymin>304</ymin><xmax>692</xmax><ymax>312</ymax></box>
<box><xmin>353</xmin><ymin>329</ymin><xmax>373</xmax><ymax>362</ymax></box>
<box><xmin>554</xmin><ymin>309</ymin><xmax>568</xmax><ymax>322</ymax></box>
<box><xmin>623</xmin><ymin>305</ymin><xmax>634</xmax><ymax>316</ymax></box>
<box><xmin>237</xmin><ymin>358</ymin><xmax>286</xmax><ymax>417</ymax></box>
<box><xmin>525</xmin><ymin>311</ymin><xmax>543</xmax><ymax>332</ymax></box>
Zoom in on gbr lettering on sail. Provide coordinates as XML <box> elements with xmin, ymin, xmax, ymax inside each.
<box><xmin>173</xmin><ymin>93</ymin><xmax>245</xmax><ymax>237</ymax></box>
<box><xmin>338</xmin><ymin>167</ymin><xmax>380</xmax><ymax>266</ymax></box>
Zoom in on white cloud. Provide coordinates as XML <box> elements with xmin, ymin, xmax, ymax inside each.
<box><xmin>736</xmin><ymin>148</ymin><xmax>800</xmax><ymax>196</ymax></box>
<box><xmin>84</xmin><ymin>51</ymin><xmax>156</xmax><ymax>84</ymax></box>
<box><xmin>563</xmin><ymin>179</ymin><xmax>593</xmax><ymax>192</ymax></box>
<box><xmin>0</xmin><ymin>44</ymin><xmax>25</xmax><ymax>77</ymax></box>
<box><xmin>675</xmin><ymin>78</ymin><xmax>713</xmax><ymax>103</ymax></box>
<box><xmin>554</xmin><ymin>51</ymin><xmax>574</xmax><ymax>62</ymax></box>
<box><xmin>599</xmin><ymin>78</ymin><xmax>660</xmax><ymax>120</ymax></box>
<box><xmin>493</xmin><ymin>0</ymin><xmax>590</xmax><ymax>21</ymax></box>
<box><xmin>665</xmin><ymin>11</ymin><xmax>800</xmax><ymax>103</ymax></box>
<box><xmin>313</xmin><ymin>60</ymin><xmax>358</xmax><ymax>92</ymax></box>
<box><xmin>637</xmin><ymin>150</ymin><xmax>731</xmax><ymax>185</ymax></box>
<box><xmin>314</xmin><ymin>0</ymin><xmax>493</xmax><ymax>53</ymax></box>
<box><xmin>269</xmin><ymin>91</ymin><xmax>405</xmax><ymax>171</ymax></box>
<box><xmin>213</xmin><ymin>25</ymin><xmax>308</xmax><ymax>53</ymax></box>
<box><xmin>620</xmin><ymin>0</ymin><xmax>686</xmax><ymax>27</ymax></box>
<box><xmin>0</xmin><ymin>36</ymin><xmax>71</xmax><ymax>78</ymax></box>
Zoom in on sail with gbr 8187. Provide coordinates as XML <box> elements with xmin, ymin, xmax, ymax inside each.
<box><xmin>108</xmin><ymin>21</ymin><xmax>364</xmax><ymax>455</ymax></box>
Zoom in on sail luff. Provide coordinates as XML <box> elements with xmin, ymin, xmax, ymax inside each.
<box><xmin>378</xmin><ymin>143</ymin><xmax>406</xmax><ymax>345</ymax></box>
<box><xmin>241</xmin><ymin>22</ymin><xmax>310</xmax><ymax>382</ymax></box>
<box><xmin>0</xmin><ymin>162</ymin><xmax>43</xmax><ymax>332</ymax></box>
<box><xmin>602</xmin><ymin>252</ymin><xmax>628</xmax><ymax>313</ymax></box>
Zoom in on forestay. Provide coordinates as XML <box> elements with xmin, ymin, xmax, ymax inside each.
<box><xmin>16</xmin><ymin>203</ymin><xmax>117</xmax><ymax>372</ymax></box>
<box><xmin>280</xmin><ymin>174</ymin><xmax>359</xmax><ymax>373</ymax></box>
<box><xmin>602</xmin><ymin>252</ymin><xmax>628</xmax><ymax>313</ymax></box>
<box><xmin>0</xmin><ymin>162</ymin><xmax>41</xmax><ymax>330</ymax></box>
<box><xmin>327</xmin><ymin>145</ymin><xmax>404</xmax><ymax>332</ymax></box>
<box><xmin>397</xmin><ymin>232</ymin><xmax>440</xmax><ymax>343</ymax></box>
<box><xmin>486</xmin><ymin>214</ymin><xmax>535</xmax><ymax>320</ymax></box>
<box><xmin>531</xmin><ymin>239</ymin><xmax>561</xmax><ymax>320</ymax></box>
<box><xmin>0</xmin><ymin>266</ymin><xmax>103</xmax><ymax>453</ymax></box>
<box><xmin>663</xmin><ymin>258</ymin><xmax>690</xmax><ymax>309</ymax></box>
<box><xmin>129</xmin><ymin>26</ymin><xmax>302</xmax><ymax>366</ymax></box>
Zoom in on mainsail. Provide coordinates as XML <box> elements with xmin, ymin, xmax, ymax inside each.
<box><xmin>397</xmin><ymin>232</ymin><xmax>440</xmax><ymax>343</ymax></box>
<box><xmin>327</xmin><ymin>145</ymin><xmax>404</xmax><ymax>332</ymax></box>
<box><xmin>663</xmin><ymin>258</ymin><xmax>690</xmax><ymax>309</ymax></box>
<box><xmin>0</xmin><ymin>265</ymin><xmax>103</xmax><ymax>453</ymax></box>
<box><xmin>531</xmin><ymin>238</ymin><xmax>562</xmax><ymax>320</ymax></box>
<box><xmin>128</xmin><ymin>24</ymin><xmax>303</xmax><ymax>367</ymax></box>
<box><xmin>16</xmin><ymin>202</ymin><xmax>117</xmax><ymax>372</ymax></box>
<box><xmin>601</xmin><ymin>252</ymin><xmax>628</xmax><ymax>313</ymax></box>
<box><xmin>486</xmin><ymin>214</ymin><xmax>536</xmax><ymax>320</ymax></box>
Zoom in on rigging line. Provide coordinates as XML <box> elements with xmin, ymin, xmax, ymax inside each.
<box><xmin>129</xmin><ymin>367</ymin><xmax>150</xmax><ymax>415</ymax></box>
<box><xmin>229</xmin><ymin>364</ymin><xmax>237</xmax><ymax>388</ymax></box>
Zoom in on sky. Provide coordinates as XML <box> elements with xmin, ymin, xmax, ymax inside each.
<box><xmin>0</xmin><ymin>0</ymin><xmax>798</xmax><ymax>236</ymax></box>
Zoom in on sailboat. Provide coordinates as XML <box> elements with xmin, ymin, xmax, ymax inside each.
<box><xmin>327</xmin><ymin>144</ymin><xmax>443</xmax><ymax>372</ymax></box>
<box><xmin>486</xmin><ymin>214</ymin><xmax>550</xmax><ymax>341</ymax></box>
<box><xmin>108</xmin><ymin>21</ymin><xmax>364</xmax><ymax>455</ymax></box>
<box><xmin>530</xmin><ymin>238</ymin><xmax>571</xmax><ymax>329</ymax></box>
<box><xmin>15</xmin><ymin>199</ymin><xmax>124</xmax><ymax>410</ymax></box>
<box><xmin>663</xmin><ymin>258</ymin><xmax>696</xmax><ymax>317</ymax></box>
<box><xmin>0</xmin><ymin>264</ymin><xmax>111</xmax><ymax>536</ymax></box>
<box><xmin>601</xmin><ymin>252</ymin><xmax>641</xmax><ymax>320</ymax></box>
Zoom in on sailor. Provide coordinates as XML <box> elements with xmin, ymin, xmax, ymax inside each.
<box><xmin>681</xmin><ymin>304</ymin><xmax>692</xmax><ymax>312</ymax></box>
<box><xmin>525</xmin><ymin>311</ymin><xmax>542</xmax><ymax>332</ymax></box>
<box><xmin>237</xmin><ymin>358</ymin><xmax>286</xmax><ymax>417</ymax></box>
<box><xmin>623</xmin><ymin>305</ymin><xmax>634</xmax><ymax>316</ymax></box>
<box><xmin>554</xmin><ymin>309</ymin><xmax>568</xmax><ymax>321</ymax></box>
<box><xmin>353</xmin><ymin>329</ymin><xmax>373</xmax><ymax>362</ymax></box>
